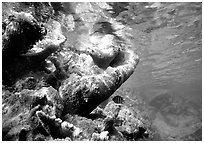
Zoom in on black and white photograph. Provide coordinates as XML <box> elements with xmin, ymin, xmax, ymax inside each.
<box><xmin>2</xmin><ymin>1</ymin><xmax>202</xmax><ymax>141</ymax></box>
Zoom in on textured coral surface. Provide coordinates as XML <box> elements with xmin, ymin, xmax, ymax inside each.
<box><xmin>2</xmin><ymin>2</ymin><xmax>154</xmax><ymax>141</ymax></box>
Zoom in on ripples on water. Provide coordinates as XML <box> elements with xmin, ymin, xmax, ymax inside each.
<box><xmin>118</xmin><ymin>2</ymin><xmax>202</xmax><ymax>140</ymax></box>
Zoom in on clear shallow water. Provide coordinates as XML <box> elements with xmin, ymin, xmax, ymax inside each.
<box><xmin>2</xmin><ymin>2</ymin><xmax>201</xmax><ymax>141</ymax></box>
<box><xmin>119</xmin><ymin>2</ymin><xmax>202</xmax><ymax>140</ymax></box>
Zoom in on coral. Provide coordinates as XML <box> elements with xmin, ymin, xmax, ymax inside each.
<box><xmin>102</xmin><ymin>100</ymin><xmax>151</xmax><ymax>141</ymax></box>
<box><xmin>91</xmin><ymin>131</ymin><xmax>109</xmax><ymax>141</ymax></box>
<box><xmin>2</xmin><ymin>2</ymin><xmax>154</xmax><ymax>141</ymax></box>
<box><xmin>2</xmin><ymin>86</ymin><xmax>61</xmax><ymax>140</ymax></box>
<box><xmin>2</xmin><ymin>11</ymin><xmax>46</xmax><ymax>85</ymax></box>
<box><xmin>2</xmin><ymin>10</ymin><xmax>66</xmax><ymax>86</ymax></box>
<box><xmin>58</xmin><ymin>17</ymin><xmax>139</xmax><ymax>116</ymax></box>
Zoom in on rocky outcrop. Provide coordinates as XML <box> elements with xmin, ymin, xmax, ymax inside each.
<box><xmin>3</xmin><ymin>86</ymin><xmax>153</xmax><ymax>141</ymax></box>
<box><xmin>2</xmin><ymin>2</ymin><xmax>151</xmax><ymax>141</ymax></box>
<box><xmin>53</xmin><ymin>3</ymin><xmax>139</xmax><ymax>116</ymax></box>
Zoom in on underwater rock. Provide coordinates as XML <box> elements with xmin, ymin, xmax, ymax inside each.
<box><xmin>2</xmin><ymin>89</ymin><xmax>35</xmax><ymax>140</ymax></box>
<box><xmin>64</xmin><ymin>114</ymin><xmax>98</xmax><ymax>140</ymax></box>
<box><xmin>2</xmin><ymin>11</ymin><xmax>66</xmax><ymax>86</ymax></box>
<box><xmin>2</xmin><ymin>11</ymin><xmax>45</xmax><ymax>55</ymax></box>
<box><xmin>101</xmin><ymin>99</ymin><xmax>151</xmax><ymax>141</ymax></box>
<box><xmin>2</xmin><ymin>2</ymin><xmax>145</xmax><ymax>141</ymax></box>
<box><xmin>2</xmin><ymin>11</ymin><xmax>45</xmax><ymax>85</ymax></box>
<box><xmin>35</xmin><ymin>101</ymin><xmax>151</xmax><ymax>141</ymax></box>
<box><xmin>2</xmin><ymin>2</ymin><xmax>139</xmax><ymax>117</ymax></box>
<box><xmin>107</xmin><ymin>2</ymin><xmax>129</xmax><ymax>17</ymax></box>
<box><xmin>58</xmin><ymin>15</ymin><xmax>139</xmax><ymax>116</ymax></box>
<box><xmin>3</xmin><ymin>82</ymin><xmax>152</xmax><ymax>141</ymax></box>
<box><xmin>36</xmin><ymin>112</ymin><xmax>104</xmax><ymax>140</ymax></box>
<box><xmin>2</xmin><ymin>86</ymin><xmax>62</xmax><ymax>140</ymax></box>
<box><xmin>31</xmin><ymin>86</ymin><xmax>64</xmax><ymax>118</ymax></box>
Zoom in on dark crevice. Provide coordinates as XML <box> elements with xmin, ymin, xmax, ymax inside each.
<box><xmin>110</xmin><ymin>51</ymin><xmax>126</xmax><ymax>67</ymax></box>
<box><xmin>2</xmin><ymin>13</ymin><xmax>46</xmax><ymax>86</ymax></box>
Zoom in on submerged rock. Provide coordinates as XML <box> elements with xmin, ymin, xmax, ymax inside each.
<box><xmin>2</xmin><ymin>2</ymin><xmax>149</xmax><ymax>141</ymax></box>
<box><xmin>57</xmin><ymin>12</ymin><xmax>139</xmax><ymax>116</ymax></box>
<box><xmin>2</xmin><ymin>11</ymin><xmax>45</xmax><ymax>85</ymax></box>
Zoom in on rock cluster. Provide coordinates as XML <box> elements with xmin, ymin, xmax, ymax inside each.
<box><xmin>2</xmin><ymin>2</ymin><xmax>153</xmax><ymax>141</ymax></box>
<box><xmin>3</xmin><ymin>86</ymin><xmax>152</xmax><ymax>141</ymax></box>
